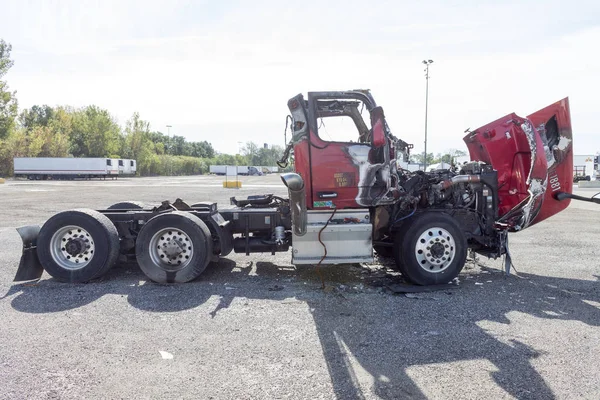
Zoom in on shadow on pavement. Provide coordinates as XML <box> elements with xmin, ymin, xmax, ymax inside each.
<box><xmin>3</xmin><ymin>259</ymin><xmax>600</xmax><ymax>399</ymax></box>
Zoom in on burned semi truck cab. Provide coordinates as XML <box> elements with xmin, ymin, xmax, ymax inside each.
<box><xmin>14</xmin><ymin>91</ymin><xmax>574</xmax><ymax>286</ymax></box>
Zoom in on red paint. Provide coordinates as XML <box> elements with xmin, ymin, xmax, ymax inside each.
<box><xmin>527</xmin><ymin>98</ymin><xmax>573</xmax><ymax>223</ymax></box>
<box><xmin>464</xmin><ymin>98</ymin><xmax>572</xmax><ymax>228</ymax></box>
<box><xmin>292</xmin><ymin>138</ymin><xmax>312</xmax><ymax>203</ymax></box>
<box><xmin>301</xmin><ymin>130</ymin><xmax>364</xmax><ymax>209</ymax></box>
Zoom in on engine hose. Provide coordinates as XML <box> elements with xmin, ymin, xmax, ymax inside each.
<box><xmin>316</xmin><ymin>208</ymin><xmax>337</xmax><ymax>289</ymax></box>
<box><xmin>393</xmin><ymin>205</ymin><xmax>417</xmax><ymax>225</ymax></box>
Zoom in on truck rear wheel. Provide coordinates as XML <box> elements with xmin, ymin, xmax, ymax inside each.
<box><xmin>394</xmin><ymin>213</ymin><xmax>467</xmax><ymax>285</ymax></box>
<box><xmin>135</xmin><ymin>211</ymin><xmax>213</xmax><ymax>283</ymax></box>
<box><xmin>37</xmin><ymin>209</ymin><xmax>120</xmax><ymax>283</ymax></box>
<box><xmin>107</xmin><ymin>201</ymin><xmax>145</xmax><ymax>210</ymax></box>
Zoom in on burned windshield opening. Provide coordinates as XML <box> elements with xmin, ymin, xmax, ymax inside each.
<box><xmin>315</xmin><ymin>99</ymin><xmax>371</xmax><ymax>143</ymax></box>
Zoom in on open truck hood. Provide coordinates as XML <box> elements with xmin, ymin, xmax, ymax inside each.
<box><xmin>463</xmin><ymin>98</ymin><xmax>573</xmax><ymax>231</ymax></box>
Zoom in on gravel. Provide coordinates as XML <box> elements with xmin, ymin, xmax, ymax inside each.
<box><xmin>1</xmin><ymin>176</ymin><xmax>599</xmax><ymax>399</ymax></box>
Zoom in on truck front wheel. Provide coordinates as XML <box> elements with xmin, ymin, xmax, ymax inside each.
<box><xmin>394</xmin><ymin>213</ymin><xmax>467</xmax><ymax>285</ymax></box>
<box><xmin>135</xmin><ymin>211</ymin><xmax>213</xmax><ymax>283</ymax></box>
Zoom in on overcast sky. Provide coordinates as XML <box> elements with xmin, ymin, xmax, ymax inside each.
<box><xmin>2</xmin><ymin>0</ymin><xmax>599</xmax><ymax>155</ymax></box>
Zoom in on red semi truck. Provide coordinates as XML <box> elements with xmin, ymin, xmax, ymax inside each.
<box><xmin>14</xmin><ymin>91</ymin><xmax>577</xmax><ymax>286</ymax></box>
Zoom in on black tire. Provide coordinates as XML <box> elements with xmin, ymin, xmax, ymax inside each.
<box><xmin>107</xmin><ymin>201</ymin><xmax>145</xmax><ymax>210</ymax></box>
<box><xmin>373</xmin><ymin>245</ymin><xmax>394</xmax><ymax>258</ymax></box>
<box><xmin>393</xmin><ymin>212</ymin><xmax>467</xmax><ymax>285</ymax></box>
<box><xmin>135</xmin><ymin>211</ymin><xmax>213</xmax><ymax>283</ymax></box>
<box><xmin>37</xmin><ymin>209</ymin><xmax>120</xmax><ymax>283</ymax></box>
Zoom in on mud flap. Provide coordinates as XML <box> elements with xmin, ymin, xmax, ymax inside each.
<box><xmin>15</xmin><ymin>225</ymin><xmax>44</xmax><ymax>282</ymax></box>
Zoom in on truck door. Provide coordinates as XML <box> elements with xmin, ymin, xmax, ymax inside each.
<box><xmin>306</xmin><ymin>92</ymin><xmax>387</xmax><ymax>209</ymax></box>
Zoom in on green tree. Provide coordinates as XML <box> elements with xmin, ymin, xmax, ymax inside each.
<box><xmin>19</xmin><ymin>105</ymin><xmax>55</xmax><ymax>129</ymax></box>
<box><xmin>70</xmin><ymin>106</ymin><xmax>120</xmax><ymax>157</ymax></box>
<box><xmin>439</xmin><ymin>149</ymin><xmax>467</xmax><ymax>164</ymax></box>
<box><xmin>410</xmin><ymin>152</ymin><xmax>435</xmax><ymax>165</ymax></box>
<box><xmin>122</xmin><ymin>112</ymin><xmax>155</xmax><ymax>175</ymax></box>
<box><xmin>242</xmin><ymin>142</ymin><xmax>259</xmax><ymax>164</ymax></box>
<box><xmin>25</xmin><ymin>125</ymin><xmax>69</xmax><ymax>157</ymax></box>
<box><xmin>0</xmin><ymin>39</ymin><xmax>18</xmax><ymax>139</ymax></box>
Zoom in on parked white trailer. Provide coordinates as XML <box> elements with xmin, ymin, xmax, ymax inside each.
<box><xmin>209</xmin><ymin>165</ymin><xmax>263</xmax><ymax>176</ymax></box>
<box><xmin>209</xmin><ymin>165</ymin><xmax>228</xmax><ymax>175</ymax></box>
<box><xmin>13</xmin><ymin>157</ymin><xmax>130</xmax><ymax>180</ymax></box>
<box><xmin>117</xmin><ymin>159</ymin><xmax>137</xmax><ymax>176</ymax></box>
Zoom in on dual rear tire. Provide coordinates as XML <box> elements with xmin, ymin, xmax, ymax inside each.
<box><xmin>37</xmin><ymin>209</ymin><xmax>120</xmax><ymax>283</ymax></box>
<box><xmin>135</xmin><ymin>211</ymin><xmax>213</xmax><ymax>283</ymax></box>
<box><xmin>37</xmin><ymin>209</ymin><xmax>213</xmax><ymax>284</ymax></box>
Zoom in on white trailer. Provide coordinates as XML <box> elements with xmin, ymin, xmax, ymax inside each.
<box><xmin>14</xmin><ymin>157</ymin><xmax>122</xmax><ymax>180</ymax></box>
<box><xmin>209</xmin><ymin>165</ymin><xmax>263</xmax><ymax>176</ymax></box>
<box><xmin>209</xmin><ymin>165</ymin><xmax>227</xmax><ymax>175</ymax></box>
<box><xmin>117</xmin><ymin>159</ymin><xmax>137</xmax><ymax>176</ymax></box>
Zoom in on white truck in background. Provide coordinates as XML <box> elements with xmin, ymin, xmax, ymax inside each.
<box><xmin>209</xmin><ymin>165</ymin><xmax>265</xmax><ymax>176</ymax></box>
<box><xmin>259</xmin><ymin>166</ymin><xmax>279</xmax><ymax>174</ymax></box>
<box><xmin>13</xmin><ymin>157</ymin><xmax>137</xmax><ymax>180</ymax></box>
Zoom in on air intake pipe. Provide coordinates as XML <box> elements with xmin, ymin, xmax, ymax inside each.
<box><xmin>280</xmin><ymin>173</ymin><xmax>307</xmax><ymax>236</ymax></box>
<box><xmin>436</xmin><ymin>175</ymin><xmax>481</xmax><ymax>190</ymax></box>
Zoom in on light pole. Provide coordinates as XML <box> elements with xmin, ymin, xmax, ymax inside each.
<box><xmin>422</xmin><ymin>59</ymin><xmax>433</xmax><ymax>171</ymax></box>
<box><xmin>166</xmin><ymin>125</ymin><xmax>172</xmax><ymax>175</ymax></box>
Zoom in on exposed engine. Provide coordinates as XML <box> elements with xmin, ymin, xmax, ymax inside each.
<box><xmin>386</xmin><ymin>161</ymin><xmax>500</xmax><ymax>251</ymax></box>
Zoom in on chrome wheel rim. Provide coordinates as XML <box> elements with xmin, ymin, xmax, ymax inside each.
<box><xmin>148</xmin><ymin>227</ymin><xmax>194</xmax><ymax>270</ymax></box>
<box><xmin>415</xmin><ymin>226</ymin><xmax>455</xmax><ymax>273</ymax></box>
<box><xmin>49</xmin><ymin>225</ymin><xmax>96</xmax><ymax>270</ymax></box>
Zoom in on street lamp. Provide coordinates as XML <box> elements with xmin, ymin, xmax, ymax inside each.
<box><xmin>166</xmin><ymin>125</ymin><xmax>172</xmax><ymax>153</ymax></box>
<box><xmin>422</xmin><ymin>59</ymin><xmax>433</xmax><ymax>171</ymax></box>
<box><xmin>166</xmin><ymin>125</ymin><xmax>173</xmax><ymax>175</ymax></box>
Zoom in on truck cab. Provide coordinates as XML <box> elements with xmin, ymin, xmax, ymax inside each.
<box><xmin>287</xmin><ymin>90</ymin><xmax>411</xmax><ymax>210</ymax></box>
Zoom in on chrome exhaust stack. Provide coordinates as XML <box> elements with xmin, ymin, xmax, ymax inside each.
<box><xmin>280</xmin><ymin>173</ymin><xmax>307</xmax><ymax>236</ymax></box>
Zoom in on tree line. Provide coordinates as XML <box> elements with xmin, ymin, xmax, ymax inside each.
<box><xmin>0</xmin><ymin>39</ymin><xmax>284</xmax><ymax>177</ymax></box>
<box><xmin>409</xmin><ymin>149</ymin><xmax>468</xmax><ymax>166</ymax></box>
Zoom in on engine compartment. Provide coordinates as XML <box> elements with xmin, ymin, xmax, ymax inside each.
<box><xmin>381</xmin><ymin>161</ymin><xmax>501</xmax><ymax>252</ymax></box>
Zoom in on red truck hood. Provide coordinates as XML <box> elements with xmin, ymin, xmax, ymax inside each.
<box><xmin>463</xmin><ymin>98</ymin><xmax>573</xmax><ymax>231</ymax></box>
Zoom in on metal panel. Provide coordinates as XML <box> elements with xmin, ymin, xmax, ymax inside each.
<box><xmin>292</xmin><ymin>209</ymin><xmax>373</xmax><ymax>264</ymax></box>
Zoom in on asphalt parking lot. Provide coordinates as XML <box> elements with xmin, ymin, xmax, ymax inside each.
<box><xmin>1</xmin><ymin>175</ymin><xmax>599</xmax><ymax>399</ymax></box>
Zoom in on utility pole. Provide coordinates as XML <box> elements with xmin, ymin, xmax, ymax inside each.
<box><xmin>422</xmin><ymin>59</ymin><xmax>433</xmax><ymax>171</ymax></box>
<box><xmin>166</xmin><ymin>125</ymin><xmax>172</xmax><ymax>175</ymax></box>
